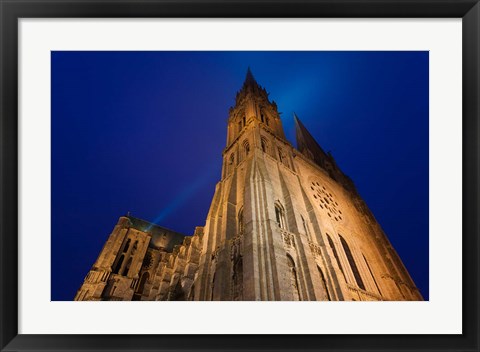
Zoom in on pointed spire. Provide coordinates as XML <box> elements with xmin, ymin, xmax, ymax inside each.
<box><xmin>235</xmin><ymin>67</ymin><xmax>269</xmax><ymax>103</ymax></box>
<box><xmin>294</xmin><ymin>113</ymin><xmax>328</xmax><ymax>166</ymax></box>
<box><xmin>243</xmin><ymin>66</ymin><xmax>258</xmax><ymax>89</ymax></box>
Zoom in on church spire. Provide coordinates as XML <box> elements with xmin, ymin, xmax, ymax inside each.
<box><xmin>244</xmin><ymin>67</ymin><xmax>256</xmax><ymax>85</ymax></box>
<box><xmin>236</xmin><ymin>67</ymin><xmax>269</xmax><ymax>103</ymax></box>
<box><xmin>294</xmin><ymin>113</ymin><xmax>356</xmax><ymax>193</ymax></box>
<box><xmin>294</xmin><ymin>113</ymin><xmax>328</xmax><ymax>165</ymax></box>
<box><xmin>241</xmin><ymin>67</ymin><xmax>260</xmax><ymax>91</ymax></box>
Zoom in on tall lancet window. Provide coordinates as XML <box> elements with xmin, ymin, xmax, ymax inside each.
<box><xmin>122</xmin><ymin>257</ymin><xmax>132</xmax><ymax>276</ymax></box>
<box><xmin>287</xmin><ymin>255</ymin><xmax>300</xmax><ymax>301</ymax></box>
<box><xmin>243</xmin><ymin>140</ymin><xmax>250</xmax><ymax>157</ymax></box>
<box><xmin>113</xmin><ymin>254</ymin><xmax>124</xmax><ymax>274</ymax></box>
<box><xmin>278</xmin><ymin>148</ymin><xmax>284</xmax><ymax>163</ymax></box>
<box><xmin>261</xmin><ymin>137</ymin><xmax>268</xmax><ymax>153</ymax></box>
<box><xmin>327</xmin><ymin>234</ymin><xmax>345</xmax><ymax>281</ymax></box>
<box><xmin>122</xmin><ymin>238</ymin><xmax>131</xmax><ymax>253</ymax></box>
<box><xmin>238</xmin><ymin>207</ymin><xmax>244</xmax><ymax>234</ymax></box>
<box><xmin>339</xmin><ymin>235</ymin><xmax>366</xmax><ymax>290</ymax></box>
<box><xmin>317</xmin><ymin>266</ymin><xmax>332</xmax><ymax>301</ymax></box>
<box><xmin>275</xmin><ymin>203</ymin><xmax>286</xmax><ymax>229</ymax></box>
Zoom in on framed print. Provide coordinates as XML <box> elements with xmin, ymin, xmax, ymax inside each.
<box><xmin>1</xmin><ymin>0</ymin><xmax>479</xmax><ymax>351</ymax></box>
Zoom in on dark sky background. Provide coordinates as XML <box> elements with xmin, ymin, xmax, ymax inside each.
<box><xmin>52</xmin><ymin>51</ymin><xmax>429</xmax><ymax>301</ymax></box>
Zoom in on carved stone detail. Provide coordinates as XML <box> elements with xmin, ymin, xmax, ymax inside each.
<box><xmin>281</xmin><ymin>230</ymin><xmax>296</xmax><ymax>249</ymax></box>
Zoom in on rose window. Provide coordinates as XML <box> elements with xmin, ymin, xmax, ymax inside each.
<box><xmin>310</xmin><ymin>181</ymin><xmax>343</xmax><ymax>222</ymax></box>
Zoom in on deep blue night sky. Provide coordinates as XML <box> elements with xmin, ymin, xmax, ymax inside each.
<box><xmin>52</xmin><ymin>51</ymin><xmax>429</xmax><ymax>301</ymax></box>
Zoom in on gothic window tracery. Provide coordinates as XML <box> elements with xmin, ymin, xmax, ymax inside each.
<box><xmin>310</xmin><ymin>181</ymin><xmax>343</xmax><ymax>222</ymax></box>
<box><xmin>261</xmin><ymin>137</ymin><xmax>268</xmax><ymax>153</ymax></box>
<box><xmin>339</xmin><ymin>235</ymin><xmax>366</xmax><ymax>290</ymax></box>
<box><xmin>243</xmin><ymin>140</ymin><xmax>250</xmax><ymax>157</ymax></box>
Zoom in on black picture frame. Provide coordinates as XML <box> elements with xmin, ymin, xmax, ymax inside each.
<box><xmin>1</xmin><ymin>1</ymin><xmax>478</xmax><ymax>351</ymax></box>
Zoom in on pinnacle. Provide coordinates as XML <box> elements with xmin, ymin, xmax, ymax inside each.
<box><xmin>243</xmin><ymin>67</ymin><xmax>258</xmax><ymax>88</ymax></box>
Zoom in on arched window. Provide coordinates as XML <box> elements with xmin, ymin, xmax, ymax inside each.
<box><xmin>243</xmin><ymin>140</ymin><xmax>250</xmax><ymax>157</ymax></box>
<box><xmin>275</xmin><ymin>203</ymin><xmax>286</xmax><ymax>229</ymax></box>
<box><xmin>260</xmin><ymin>113</ymin><xmax>265</xmax><ymax>123</ymax></box>
<box><xmin>261</xmin><ymin>137</ymin><xmax>268</xmax><ymax>153</ymax></box>
<box><xmin>286</xmin><ymin>254</ymin><xmax>300</xmax><ymax>301</ymax></box>
<box><xmin>242</xmin><ymin>116</ymin><xmax>246</xmax><ymax>127</ymax></box>
<box><xmin>136</xmin><ymin>272</ymin><xmax>150</xmax><ymax>294</ymax></box>
<box><xmin>363</xmin><ymin>254</ymin><xmax>382</xmax><ymax>296</ymax></box>
<box><xmin>238</xmin><ymin>207</ymin><xmax>244</xmax><ymax>233</ymax></box>
<box><xmin>122</xmin><ymin>238</ymin><xmax>131</xmax><ymax>253</ymax></box>
<box><xmin>278</xmin><ymin>148</ymin><xmax>284</xmax><ymax>163</ymax></box>
<box><xmin>317</xmin><ymin>266</ymin><xmax>332</xmax><ymax>301</ymax></box>
<box><xmin>113</xmin><ymin>254</ymin><xmax>124</xmax><ymax>274</ymax></box>
<box><xmin>339</xmin><ymin>235</ymin><xmax>366</xmax><ymax>290</ymax></box>
<box><xmin>326</xmin><ymin>234</ymin><xmax>345</xmax><ymax>280</ymax></box>
<box><xmin>122</xmin><ymin>257</ymin><xmax>132</xmax><ymax>276</ymax></box>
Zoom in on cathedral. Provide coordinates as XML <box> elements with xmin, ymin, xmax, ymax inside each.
<box><xmin>74</xmin><ymin>69</ymin><xmax>423</xmax><ymax>301</ymax></box>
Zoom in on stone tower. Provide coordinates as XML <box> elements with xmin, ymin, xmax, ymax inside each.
<box><xmin>75</xmin><ymin>69</ymin><xmax>422</xmax><ymax>301</ymax></box>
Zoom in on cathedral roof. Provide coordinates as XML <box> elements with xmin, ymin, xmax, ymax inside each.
<box><xmin>126</xmin><ymin>215</ymin><xmax>185</xmax><ymax>251</ymax></box>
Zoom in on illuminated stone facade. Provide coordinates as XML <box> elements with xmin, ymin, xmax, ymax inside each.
<box><xmin>75</xmin><ymin>69</ymin><xmax>423</xmax><ymax>301</ymax></box>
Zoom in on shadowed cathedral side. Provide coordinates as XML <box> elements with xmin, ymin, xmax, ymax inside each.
<box><xmin>75</xmin><ymin>69</ymin><xmax>423</xmax><ymax>301</ymax></box>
